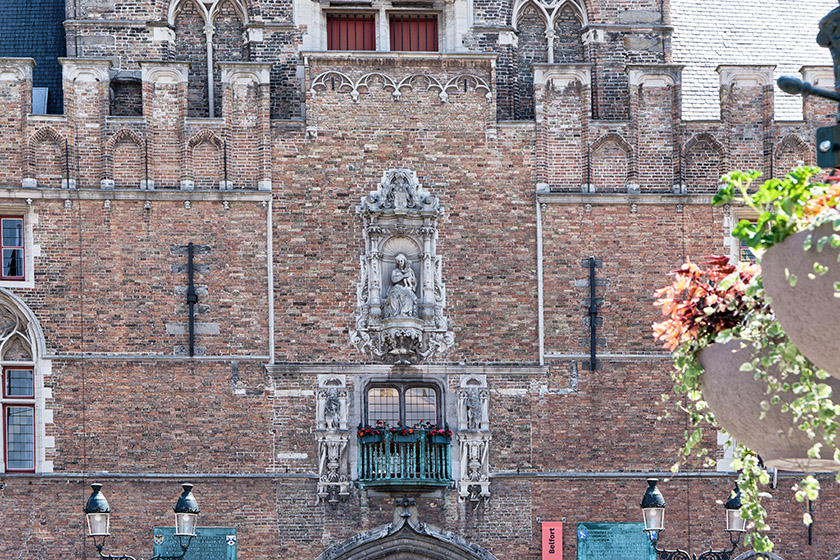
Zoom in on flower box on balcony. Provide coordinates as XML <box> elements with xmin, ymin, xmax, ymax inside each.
<box><xmin>360</xmin><ymin>433</ymin><xmax>383</xmax><ymax>444</ymax></box>
<box><xmin>392</xmin><ymin>433</ymin><xmax>418</xmax><ymax>443</ymax></box>
<box><xmin>429</xmin><ymin>434</ymin><xmax>450</xmax><ymax>445</ymax></box>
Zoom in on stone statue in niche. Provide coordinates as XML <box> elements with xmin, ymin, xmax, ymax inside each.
<box><xmin>350</xmin><ymin>169</ymin><xmax>454</xmax><ymax>364</ymax></box>
<box><xmin>323</xmin><ymin>388</ymin><xmax>342</xmax><ymax>431</ymax></box>
<box><xmin>465</xmin><ymin>388</ymin><xmax>481</xmax><ymax>431</ymax></box>
<box><xmin>387</xmin><ymin>254</ymin><xmax>418</xmax><ymax>318</ymax></box>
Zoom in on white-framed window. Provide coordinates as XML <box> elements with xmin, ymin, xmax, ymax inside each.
<box><xmin>0</xmin><ymin>206</ymin><xmax>38</xmax><ymax>289</ymax></box>
<box><xmin>299</xmin><ymin>0</ymin><xmax>463</xmax><ymax>53</ymax></box>
<box><xmin>0</xmin><ymin>291</ymin><xmax>52</xmax><ymax>473</ymax></box>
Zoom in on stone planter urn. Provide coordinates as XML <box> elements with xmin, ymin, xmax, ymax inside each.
<box><xmin>698</xmin><ymin>339</ymin><xmax>840</xmax><ymax>472</ymax></box>
<box><xmin>762</xmin><ymin>221</ymin><xmax>840</xmax><ymax>380</ymax></box>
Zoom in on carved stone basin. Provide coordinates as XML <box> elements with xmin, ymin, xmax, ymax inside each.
<box><xmin>698</xmin><ymin>339</ymin><xmax>840</xmax><ymax>472</ymax></box>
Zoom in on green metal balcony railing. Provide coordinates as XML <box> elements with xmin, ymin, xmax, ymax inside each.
<box><xmin>358</xmin><ymin>429</ymin><xmax>451</xmax><ymax>488</ymax></box>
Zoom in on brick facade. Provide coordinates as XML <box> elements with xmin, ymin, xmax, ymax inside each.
<box><xmin>0</xmin><ymin>1</ymin><xmax>838</xmax><ymax>560</ymax></box>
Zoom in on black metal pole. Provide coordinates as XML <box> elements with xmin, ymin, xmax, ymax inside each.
<box><xmin>65</xmin><ymin>140</ymin><xmax>70</xmax><ymax>187</ymax></box>
<box><xmin>187</xmin><ymin>242</ymin><xmax>197</xmax><ymax>357</ymax></box>
<box><xmin>588</xmin><ymin>256</ymin><xmax>597</xmax><ymax>372</ymax></box>
<box><xmin>223</xmin><ymin>140</ymin><xmax>228</xmax><ymax>186</ymax></box>
<box><xmin>145</xmin><ymin>140</ymin><xmax>149</xmax><ymax>186</ymax></box>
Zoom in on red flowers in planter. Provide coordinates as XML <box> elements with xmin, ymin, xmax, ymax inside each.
<box><xmin>652</xmin><ymin>256</ymin><xmax>759</xmax><ymax>351</ymax></box>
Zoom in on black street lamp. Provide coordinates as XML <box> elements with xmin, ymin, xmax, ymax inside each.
<box><xmin>640</xmin><ymin>479</ymin><xmax>746</xmax><ymax>560</ymax></box>
<box><xmin>83</xmin><ymin>483</ymin><xmax>200</xmax><ymax>560</ymax></box>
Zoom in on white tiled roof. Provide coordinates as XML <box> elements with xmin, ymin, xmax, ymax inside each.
<box><xmin>672</xmin><ymin>0</ymin><xmax>838</xmax><ymax>121</ymax></box>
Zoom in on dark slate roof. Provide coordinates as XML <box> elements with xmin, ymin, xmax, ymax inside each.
<box><xmin>673</xmin><ymin>0</ymin><xmax>837</xmax><ymax>121</ymax></box>
<box><xmin>0</xmin><ymin>0</ymin><xmax>66</xmax><ymax>114</ymax></box>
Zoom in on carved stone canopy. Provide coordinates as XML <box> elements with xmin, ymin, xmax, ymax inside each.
<box><xmin>350</xmin><ymin>169</ymin><xmax>454</xmax><ymax>364</ymax></box>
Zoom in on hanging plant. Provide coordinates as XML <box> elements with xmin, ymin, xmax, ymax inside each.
<box><xmin>713</xmin><ymin>167</ymin><xmax>840</xmax><ymax>378</ymax></box>
<box><xmin>652</xmin><ymin>251</ymin><xmax>840</xmax><ymax>554</ymax></box>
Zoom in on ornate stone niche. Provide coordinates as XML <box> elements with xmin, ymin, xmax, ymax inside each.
<box><xmin>457</xmin><ymin>375</ymin><xmax>491</xmax><ymax>502</ymax></box>
<box><xmin>316</xmin><ymin>375</ymin><xmax>350</xmax><ymax>505</ymax></box>
<box><xmin>350</xmin><ymin>169</ymin><xmax>454</xmax><ymax>364</ymax></box>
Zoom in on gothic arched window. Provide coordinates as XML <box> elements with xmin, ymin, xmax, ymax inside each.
<box><xmin>0</xmin><ymin>292</ymin><xmax>50</xmax><ymax>473</ymax></box>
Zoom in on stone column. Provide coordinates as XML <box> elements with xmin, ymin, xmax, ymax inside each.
<box><xmin>533</xmin><ymin>63</ymin><xmax>592</xmax><ymax>191</ymax></box>
<box><xmin>717</xmin><ymin>65</ymin><xmax>776</xmax><ymax>174</ymax></box>
<box><xmin>60</xmin><ymin>58</ymin><xmax>112</xmax><ymax>189</ymax></box>
<box><xmin>219</xmin><ymin>62</ymin><xmax>272</xmax><ymax>191</ymax></box>
<box><xmin>0</xmin><ymin>58</ymin><xmax>34</xmax><ymax>186</ymax></box>
<box><xmin>140</xmin><ymin>62</ymin><xmax>189</xmax><ymax>190</ymax></box>
<box><xmin>627</xmin><ymin>64</ymin><xmax>683</xmax><ymax>193</ymax></box>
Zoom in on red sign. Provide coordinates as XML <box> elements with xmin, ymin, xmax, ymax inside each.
<box><xmin>542</xmin><ymin>521</ymin><xmax>563</xmax><ymax>560</ymax></box>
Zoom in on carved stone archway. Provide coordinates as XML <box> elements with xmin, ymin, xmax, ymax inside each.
<box><xmin>733</xmin><ymin>552</ymin><xmax>785</xmax><ymax>560</ymax></box>
<box><xmin>316</xmin><ymin>501</ymin><xmax>498</xmax><ymax>560</ymax></box>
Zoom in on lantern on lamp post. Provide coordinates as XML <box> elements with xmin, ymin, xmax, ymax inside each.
<box><xmin>83</xmin><ymin>483</ymin><xmax>199</xmax><ymax>560</ymax></box>
<box><xmin>639</xmin><ymin>479</ymin><xmax>744</xmax><ymax>560</ymax></box>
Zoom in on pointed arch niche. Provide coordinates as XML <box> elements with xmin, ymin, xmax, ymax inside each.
<box><xmin>0</xmin><ymin>289</ymin><xmax>53</xmax><ymax>473</ymax></box>
<box><xmin>169</xmin><ymin>0</ymin><xmax>248</xmax><ymax>117</ymax></box>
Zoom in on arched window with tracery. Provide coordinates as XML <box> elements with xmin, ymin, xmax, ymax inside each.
<box><xmin>0</xmin><ymin>291</ymin><xmax>51</xmax><ymax>473</ymax></box>
<box><xmin>170</xmin><ymin>0</ymin><xmax>248</xmax><ymax>117</ymax></box>
<box><xmin>512</xmin><ymin>0</ymin><xmax>587</xmax><ymax>120</ymax></box>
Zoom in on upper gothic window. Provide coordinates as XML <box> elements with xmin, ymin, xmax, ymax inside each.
<box><xmin>171</xmin><ymin>0</ymin><xmax>247</xmax><ymax>117</ymax></box>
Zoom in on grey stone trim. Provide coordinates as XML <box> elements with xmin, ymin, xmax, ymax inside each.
<box><xmin>265</xmin><ymin>363</ymin><xmax>549</xmax><ymax>377</ymax></box>
<box><xmin>538</xmin><ymin>193</ymin><xmax>714</xmax><ymax>205</ymax></box>
<box><xmin>0</xmin><ymin>187</ymin><xmax>271</xmax><ymax>202</ymax></box>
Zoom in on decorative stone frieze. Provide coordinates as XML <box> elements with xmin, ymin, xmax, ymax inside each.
<box><xmin>350</xmin><ymin>169</ymin><xmax>454</xmax><ymax>364</ymax></box>
<box><xmin>457</xmin><ymin>375</ymin><xmax>491</xmax><ymax>502</ymax></box>
<box><xmin>316</xmin><ymin>375</ymin><xmax>350</xmax><ymax>505</ymax></box>
<box><xmin>310</xmin><ymin>71</ymin><xmax>492</xmax><ymax>103</ymax></box>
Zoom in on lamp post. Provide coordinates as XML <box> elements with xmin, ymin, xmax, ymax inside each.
<box><xmin>640</xmin><ymin>479</ymin><xmax>746</xmax><ymax>560</ymax></box>
<box><xmin>83</xmin><ymin>483</ymin><xmax>200</xmax><ymax>560</ymax></box>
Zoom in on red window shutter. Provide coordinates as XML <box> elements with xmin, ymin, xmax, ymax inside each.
<box><xmin>390</xmin><ymin>15</ymin><xmax>438</xmax><ymax>52</ymax></box>
<box><xmin>327</xmin><ymin>14</ymin><xmax>376</xmax><ymax>51</ymax></box>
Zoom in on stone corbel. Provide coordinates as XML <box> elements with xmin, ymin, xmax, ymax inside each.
<box><xmin>316</xmin><ymin>432</ymin><xmax>350</xmax><ymax>506</ymax></box>
<box><xmin>457</xmin><ymin>433</ymin><xmax>491</xmax><ymax>503</ymax></box>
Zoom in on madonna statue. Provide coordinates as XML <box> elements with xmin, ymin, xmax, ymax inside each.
<box><xmin>386</xmin><ymin>254</ymin><xmax>418</xmax><ymax>318</ymax></box>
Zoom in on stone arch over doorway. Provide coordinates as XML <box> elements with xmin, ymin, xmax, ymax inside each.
<box><xmin>316</xmin><ymin>502</ymin><xmax>498</xmax><ymax>560</ymax></box>
<box><xmin>733</xmin><ymin>552</ymin><xmax>785</xmax><ymax>560</ymax></box>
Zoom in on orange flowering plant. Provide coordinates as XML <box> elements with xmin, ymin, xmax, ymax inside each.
<box><xmin>653</xmin><ymin>256</ymin><xmax>760</xmax><ymax>353</ymax></box>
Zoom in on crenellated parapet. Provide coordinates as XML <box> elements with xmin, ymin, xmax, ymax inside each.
<box><xmin>0</xmin><ymin>53</ymin><xmax>834</xmax><ymax>196</ymax></box>
<box><xmin>531</xmin><ymin>62</ymin><xmax>833</xmax><ymax>194</ymax></box>
<box><xmin>0</xmin><ymin>59</ymin><xmax>35</xmax><ymax>186</ymax></box>
<box><xmin>0</xmin><ymin>57</ymin><xmax>274</xmax><ymax>192</ymax></box>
